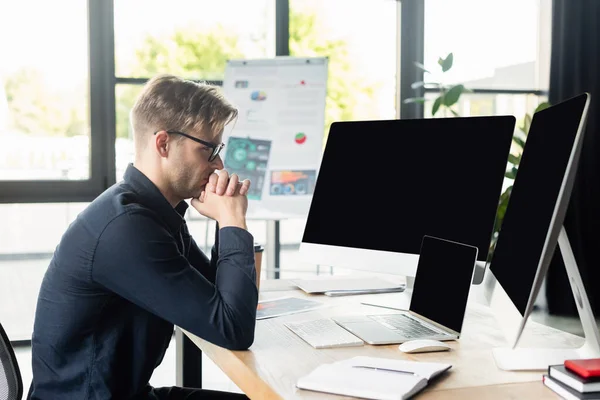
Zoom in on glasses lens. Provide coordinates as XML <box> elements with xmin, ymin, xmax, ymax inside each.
<box><xmin>209</xmin><ymin>144</ymin><xmax>223</xmax><ymax>162</ymax></box>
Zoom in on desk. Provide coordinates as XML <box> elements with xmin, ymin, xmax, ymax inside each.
<box><xmin>181</xmin><ymin>280</ymin><xmax>581</xmax><ymax>399</ymax></box>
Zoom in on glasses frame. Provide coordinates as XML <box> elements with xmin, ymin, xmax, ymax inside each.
<box><xmin>154</xmin><ymin>130</ymin><xmax>225</xmax><ymax>162</ymax></box>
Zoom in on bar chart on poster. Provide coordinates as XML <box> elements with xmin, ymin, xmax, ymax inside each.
<box><xmin>222</xmin><ymin>57</ymin><xmax>328</xmax><ymax>218</ymax></box>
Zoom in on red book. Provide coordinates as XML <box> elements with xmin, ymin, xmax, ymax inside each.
<box><xmin>565</xmin><ymin>359</ymin><xmax>600</xmax><ymax>379</ymax></box>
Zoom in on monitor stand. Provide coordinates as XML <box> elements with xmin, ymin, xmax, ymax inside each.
<box><xmin>492</xmin><ymin>226</ymin><xmax>600</xmax><ymax>370</ymax></box>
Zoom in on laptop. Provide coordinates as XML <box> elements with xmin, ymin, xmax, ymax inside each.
<box><xmin>332</xmin><ymin>235</ymin><xmax>478</xmax><ymax>345</ymax></box>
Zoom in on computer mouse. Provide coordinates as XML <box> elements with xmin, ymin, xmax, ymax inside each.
<box><xmin>398</xmin><ymin>339</ymin><xmax>451</xmax><ymax>354</ymax></box>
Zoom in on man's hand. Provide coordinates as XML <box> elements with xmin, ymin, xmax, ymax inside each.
<box><xmin>207</xmin><ymin>170</ymin><xmax>251</xmax><ymax>196</ymax></box>
<box><xmin>192</xmin><ymin>176</ymin><xmax>248</xmax><ymax>229</ymax></box>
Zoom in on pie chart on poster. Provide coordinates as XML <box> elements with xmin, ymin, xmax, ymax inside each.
<box><xmin>295</xmin><ymin>133</ymin><xmax>307</xmax><ymax>144</ymax></box>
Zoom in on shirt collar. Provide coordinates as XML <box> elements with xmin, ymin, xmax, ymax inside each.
<box><xmin>123</xmin><ymin>164</ymin><xmax>189</xmax><ymax>233</ymax></box>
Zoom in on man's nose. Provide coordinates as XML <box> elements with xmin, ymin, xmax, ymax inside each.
<box><xmin>211</xmin><ymin>155</ymin><xmax>224</xmax><ymax>170</ymax></box>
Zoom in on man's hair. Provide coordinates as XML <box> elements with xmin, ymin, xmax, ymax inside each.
<box><xmin>131</xmin><ymin>74</ymin><xmax>238</xmax><ymax>151</ymax></box>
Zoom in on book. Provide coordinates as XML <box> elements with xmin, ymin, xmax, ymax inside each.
<box><xmin>296</xmin><ymin>356</ymin><xmax>451</xmax><ymax>400</ymax></box>
<box><xmin>256</xmin><ymin>296</ymin><xmax>324</xmax><ymax>320</ymax></box>
<box><xmin>549</xmin><ymin>364</ymin><xmax>600</xmax><ymax>393</ymax></box>
<box><xmin>566</xmin><ymin>359</ymin><xmax>600</xmax><ymax>379</ymax></box>
<box><xmin>543</xmin><ymin>374</ymin><xmax>600</xmax><ymax>400</ymax></box>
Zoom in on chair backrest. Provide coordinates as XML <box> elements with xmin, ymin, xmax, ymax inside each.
<box><xmin>0</xmin><ymin>322</ymin><xmax>22</xmax><ymax>400</ymax></box>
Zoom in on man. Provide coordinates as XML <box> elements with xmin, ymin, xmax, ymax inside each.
<box><xmin>28</xmin><ymin>74</ymin><xmax>258</xmax><ymax>399</ymax></box>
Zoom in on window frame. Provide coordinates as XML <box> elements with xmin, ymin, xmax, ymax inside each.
<box><xmin>0</xmin><ymin>0</ymin><xmax>116</xmax><ymax>204</ymax></box>
<box><xmin>410</xmin><ymin>0</ymin><xmax>551</xmax><ymax>117</ymax></box>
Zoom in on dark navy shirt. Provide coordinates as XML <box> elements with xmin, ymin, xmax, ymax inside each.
<box><xmin>28</xmin><ymin>165</ymin><xmax>258</xmax><ymax>400</ymax></box>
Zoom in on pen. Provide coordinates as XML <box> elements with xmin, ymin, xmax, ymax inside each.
<box><xmin>352</xmin><ymin>365</ymin><xmax>415</xmax><ymax>375</ymax></box>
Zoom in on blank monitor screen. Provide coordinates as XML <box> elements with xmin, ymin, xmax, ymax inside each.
<box><xmin>489</xmin><ymin>94</ymin><xmax>589</xmax><ymax>315</ymax></box>
<box><xmin>410</xmin><ymin>236</ymin><xmax>478</xmax><ymax>333</ymax></box>
<box><xmin>302</xmin><ymin>116</ymin><xmax>515</xmax><ymax>263</ymax></box>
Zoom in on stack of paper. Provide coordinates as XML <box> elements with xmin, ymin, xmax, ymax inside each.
<box><xmin>297</xmin><ymin>356</ymin><xmax>452</xmax><ymax>400</ymax></box>
<box><xmin>291</xmin><ymin>277</ymin><xmax>405</xmax><ymax>296</ymax></box>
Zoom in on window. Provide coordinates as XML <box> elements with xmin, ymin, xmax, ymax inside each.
<box><xmin>114</xmin><ymin>0</ymin><xmax>275</xmax><ymax>80</ymax></box>
<box><xmin>0</xmin><ymin>1</ymin><xmax>115</xmax><ymax>203</ymax></box>
<box><xmin>423</xmin><ymin>0</ymin><xmax>551</xmax><ymax>92</ymax></box>
<box><xmin>0</xmin><ymin>1</ymin><xmax>90</xmax><ymax>181</ymax></box>
<box><xmin>113</xmin><ymin>0</ymin><xmax>276</xmax><ymax>180</ymax></box>
<box><xmin>289</xmin><ymin>0</ymin><xmax>398</xmax><ymax>141</ymax></box>
<box><xmin>115</xmin><ymin>84</ymin><xmax>143</xmax><ymax>180</ymax></box>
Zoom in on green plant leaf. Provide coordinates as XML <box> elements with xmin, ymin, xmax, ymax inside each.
<box><xmin>449</xmin><ymin>108</ymin><xmax>460</xmax><ymax>117</ymax></box>
<box><xmin>410</xmin><ymin>81</ymin><xmax>440</xmax><ymax>89</ymax></box>
<box><xmin>507</xmin><ymin>154</ymin><xmax>519</xmax><ymax>165</ymax></box>
<box><xmin>522</xmin><ymin>114</ymin><xmax>532</xmax><ymax>134</ymax></box>
<box><xmin>432</xmin><ymin>96</ymin><xmax>443</xmax><ymax>116</ymax></box>
<box><xmin>413</xmin><ymin>61</ymin><xmax>430</xmax><ymax>74</ymax></box>
<box><xmin>534</xmin><ymin>102</ymin><xmax>551</xmax><ymax>113</ymax></box>
<box><xmin>494</xmin><ymin>186</ymin><xmax>513</xmax><ymax>232</ymax></box>
<box><xmin>438</xmin><ymin>52</ymin><xmax>454</xmax><ymax>72</ymax></box>
<box><xmin>513</xmin><ymin>135</ymin><xmax>526</xmax><ymax>149</ymax></box>
<box><xmin>403</xmin><ymin>97</ymin><xmax>426</xmax><ymax>104</ymax></box>
<box><xmin>505</xmin><ymin>166</ymin><xmax>518</xmax><ymax>179</ymax></box>
<box><xmin>443</xmin><ymin>84</ymin><xmax>466</xmax><ymax>107</ymax></box>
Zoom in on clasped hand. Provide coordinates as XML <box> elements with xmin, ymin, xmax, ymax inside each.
<box><xmin>191</xmin><ymin>170</ymin><xmax>251</xmax><ymax>228</ymax></box>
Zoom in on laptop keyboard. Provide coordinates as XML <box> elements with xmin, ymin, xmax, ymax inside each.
<box><xmin>369</xmin><ymin>314</ymin><xmax>448</xmax><ymax>339</ymax></box>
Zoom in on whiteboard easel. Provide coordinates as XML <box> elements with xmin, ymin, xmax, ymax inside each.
<box><xmin>222</xmin><ymin>56</ymin><xmax>328</xmax><ymax>219</ymax></box>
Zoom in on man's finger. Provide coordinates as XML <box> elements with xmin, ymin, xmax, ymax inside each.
<box><xmin>208</xmin><ymin>172</ymin><xmax>219</xmax><ymax>186</ymax></box>
<box><xmin>227</xmin><ymin>173</ymin><xmax>239</xmax><ymax>196</ymax></box>
<box><xmin>191</xmin><ymin>195</ymin><xmax>210</xmax><ymax>218</ymax></box>
<box><xmin>216</xmin><ymin>169</ymin><xmax>229</xmax><ymax>195</ymax></box>
<box><xmin>207</xmin><ymin>172</ymin><xmax>219</xmax><ymax>193</ymax></box>
<box><xmin>239</xmin><ymin>179</ymin><xmax>251</xmax><ymax>196</ymax></box>
<box><xmin>191</xmin><ymin>196</ymin><xmax>202</xmax><ymax>209</ymax></box>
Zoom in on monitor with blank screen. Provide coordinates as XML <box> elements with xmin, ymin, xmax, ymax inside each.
<box><xmin>299</xmin><ymin>116</ymin><xmax>515</xmax><ymax>279</ymax></box>
<box><xmin>486</xmin><ymin>93</ymin><xmax>600</xmax><ymax>370</ymax></box>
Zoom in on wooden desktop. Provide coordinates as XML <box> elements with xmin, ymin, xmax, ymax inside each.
<box><xmin>181</xmin><ymin>279</ymin><xmax>575</xmax><ymax>399</ymax></box>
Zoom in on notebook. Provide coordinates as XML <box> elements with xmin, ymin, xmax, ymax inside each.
<box><xmin>549</xmin><ymin>364</ymin><xmax>600</xmax><ymax>393</ymax></box>
<box><xmin>543</xmin><ymin>374</ymin><xmax>600</xmax><ymax>400</ymax></box>
<box><xmin>296</xmin><ymin>356</ymin><xmax>451</xmax><ymax>400</ymax></box>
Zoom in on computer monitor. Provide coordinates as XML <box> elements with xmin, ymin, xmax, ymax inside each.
<box><xmin>299</xmin><ymin>116</ymin><xmax>515</xmax><ymax>281</ymax></box>
<box><xmin>485</xmin><ymin>93</ymin><xmax>600</xmax><ymax>370</ymax></box>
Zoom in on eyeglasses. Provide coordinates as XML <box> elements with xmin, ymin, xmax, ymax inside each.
<box><xmin>155</xmin><ymin>130</ymin><xmax>225</xmax><ymax>162</ymax></box>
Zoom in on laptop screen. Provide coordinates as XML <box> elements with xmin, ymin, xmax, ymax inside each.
<box><xmin>409</xmin><ymin>236</ymin><xmax>478</xmax><ymax>333</ymax></box>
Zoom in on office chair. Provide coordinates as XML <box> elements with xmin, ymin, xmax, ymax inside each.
<box><xmin>0</xmin><ymin>321</ymin><xmax>22</xmax><ymax>400</ymax></box>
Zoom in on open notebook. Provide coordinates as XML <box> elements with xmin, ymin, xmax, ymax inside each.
<box><xmin>296</xmin><ymin>356</ymin><xmax>451</xmax><ymax>400</ymax></box>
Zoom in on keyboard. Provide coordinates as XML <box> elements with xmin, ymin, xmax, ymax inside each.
<box><xmin>369</xmin><ymin>314</ymin><xmax>450</xmax><ymax>339</ymax></box>
<box><xmin>284</xmin><ymin>318</ymin><xmax>364</xmax><ymax>349</ymax></box>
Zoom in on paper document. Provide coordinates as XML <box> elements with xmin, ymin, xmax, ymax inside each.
<box><xmin>291</xmin><ymin>277</ymin><xmax>404</xmax><ymax>294</ymax></box>
<box><xmin>256</xmin><ymin>296</ymin><xmax>324</xmax><ymax>320</ymax></box>
<box><xmin>297</xmin><ymin>356</ymin><xmax>451</xmax><ymax>400</ymax></box>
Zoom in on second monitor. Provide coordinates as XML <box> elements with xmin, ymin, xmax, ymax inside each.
<box><xmin>300</xmin><ymin>116</ymin><xmax>515</xmax><ymax>279</ymax></box>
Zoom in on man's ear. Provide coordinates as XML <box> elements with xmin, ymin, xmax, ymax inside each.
<box><xmin>154</xmin><ymin>130</ymin><xmax>170</xmax><ymax>157</ymax></box>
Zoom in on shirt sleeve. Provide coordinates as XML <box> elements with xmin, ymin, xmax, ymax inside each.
<box><xmin>179</xmin><ymin>220</ymin><xmax>218</xmax><ymax>284</ymax></box>
<box><xmin>91</xmin><ymin>210</ymin><xmax>258</xmax><ymax>350</ymax></box>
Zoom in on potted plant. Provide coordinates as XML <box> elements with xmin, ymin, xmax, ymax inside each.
<box><xmin>404</xmin><ymin>52</ymin><xmax>471</xmax><ymax>117</ymax></box>
<box><xmin>488</xmin><ymin>101</ymin><xmax>551</xmax><ymax>258</ymax></box>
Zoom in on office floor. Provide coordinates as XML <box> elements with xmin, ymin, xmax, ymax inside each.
<box><xmin>3</xmin><ymin>249</ymin><xmax>597</xmax><ymax>394</ymax></box>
